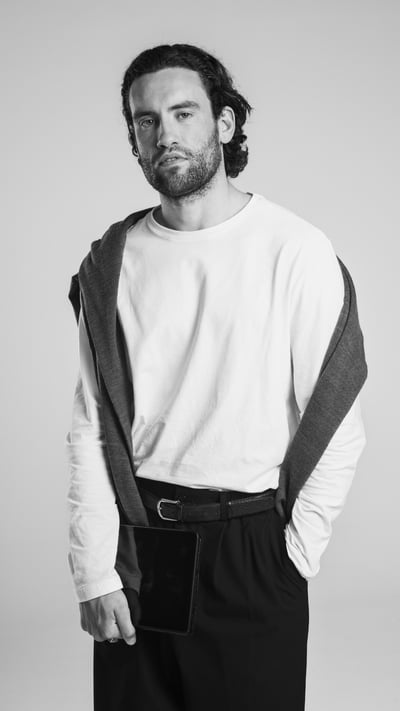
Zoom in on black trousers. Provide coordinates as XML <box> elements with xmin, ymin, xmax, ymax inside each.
<box><xmin>94</xmin><ymin>482</ymin><xmax>309</xmax><ymax>711</ymax></box>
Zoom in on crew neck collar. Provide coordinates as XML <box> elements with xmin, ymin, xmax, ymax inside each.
<box><xmin>147</xmin><ymin>193</ymin><xmax>258</xmax><ymax>242</ymax></box>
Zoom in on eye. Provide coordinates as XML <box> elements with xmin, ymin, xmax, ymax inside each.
<box><xmin>177</xmin><ymin>112</ymin><xmax>192</xmax><ymax>120</ymax></box>
<box><xmin>139</xmin><ymin>118</ymin><xmax>154</xmax><ymax>129</ymax></box>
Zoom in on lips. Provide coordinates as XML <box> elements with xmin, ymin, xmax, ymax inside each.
<box><xmin>158</xmin><ymin>153</ymin><xmax>186</xmax><ymax>166</ymax></box>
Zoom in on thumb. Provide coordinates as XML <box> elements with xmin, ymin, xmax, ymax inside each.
<box><xmin>123</xmin><ymin>588</ymin><xmax>142</xmax><ymax>627</ymax></box>
<box><xmin>114</xmin><ymin>594</ymin><xmax>137</xmax><ymax>646</ymax></box>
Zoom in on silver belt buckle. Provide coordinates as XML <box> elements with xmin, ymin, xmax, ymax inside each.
<box><xmin>156</xmin><ymin>497</ymin><xmax>181</xmax><ymax>521</ymax></box>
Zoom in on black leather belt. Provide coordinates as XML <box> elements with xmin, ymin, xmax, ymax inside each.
<box><xmin>140</xmin><ymin>488</ymin><xmax>276</xmax><ymax>522</ymax></box>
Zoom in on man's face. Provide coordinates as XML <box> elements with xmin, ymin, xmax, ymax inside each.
<box><xmin>129</xmin><ymin>67</ymin><xmax>223</xmax><ymax>198</ymax></box>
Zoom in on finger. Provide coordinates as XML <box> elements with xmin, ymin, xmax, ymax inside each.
<box><xmin>103</xmin><ymin>618</ymin><xmax>123</xmax><ymax>642</ymax></box>
<box><xmin>85</xmin><ymin>608</ymin><xmax>122</xmax><ymax>642</ymax></box>
<box><xmin>114</xmin><ymin>600</ymin><xmax>136</xmax><ymax>646</ymax></box>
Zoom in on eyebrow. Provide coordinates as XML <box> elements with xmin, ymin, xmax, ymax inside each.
<box><xmin>132</xmin><ymin>100</ymin><xmax>200</xmax><ymax>121</ymax></box>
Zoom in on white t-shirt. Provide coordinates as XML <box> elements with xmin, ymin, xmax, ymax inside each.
<box><xmin>67</xmin><ymin>194</ymin><xmax>366</xmax><ymax>602</ymax></box>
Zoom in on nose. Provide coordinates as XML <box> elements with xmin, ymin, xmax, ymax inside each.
<box><xmin>156</xmin><ymin>117</ymin><xmax>178</xmax><ymax>149</ymax></box>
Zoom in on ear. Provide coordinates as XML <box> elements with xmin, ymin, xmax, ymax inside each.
<box><xmin>217</xmin><ymin>106</ymin><xmax>236</xmax><ymax>145</ymax></box>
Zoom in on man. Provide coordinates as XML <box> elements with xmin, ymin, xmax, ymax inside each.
<box><xmin>67</xmin><ymin>44</ymin><xmax>367</xmax><ymax>710</ymax></box>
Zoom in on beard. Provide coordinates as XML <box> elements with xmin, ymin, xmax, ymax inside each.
<box><xmin>138</xmin><ymin>126</ymin><xmax>223</xmax><ymax>199</ymax></box>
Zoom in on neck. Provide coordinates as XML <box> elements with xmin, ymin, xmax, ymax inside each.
<box><xmin>155</xmin><ymin>170</ymin><xmax>250</xmax><ymax>231</ymax></box>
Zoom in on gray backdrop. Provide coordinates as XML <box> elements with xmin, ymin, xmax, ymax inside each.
<box><xmin>1</xmin><ymin>0</ymin><xmax>399</xmax><ymax>709</ymax></box>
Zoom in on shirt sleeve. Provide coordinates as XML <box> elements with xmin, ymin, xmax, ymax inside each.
<box><xmin>65</xmin><ymin>306</ymin><xmax>122</xmax><ymax>602</ymax></box>
<box><xmin>285</xmin><ymin>230</ymin><xmax>366</xmax><ymax>579</ymax></box>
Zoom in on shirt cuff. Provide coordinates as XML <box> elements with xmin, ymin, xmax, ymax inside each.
<box><xmin>74</xmin><ymin>572</ymin><xmax>123</xmax><ymax>603</ymax></box>
<box><xmin>284</xmin><ymin>524</ymin><xmax>316</xmax><ymax>581</ymax></box>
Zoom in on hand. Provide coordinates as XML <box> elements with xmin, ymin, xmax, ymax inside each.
<box><xmin>80</xmin><ymin>589</ymin><xmax>137</xmax><ymax>645</ymax></box>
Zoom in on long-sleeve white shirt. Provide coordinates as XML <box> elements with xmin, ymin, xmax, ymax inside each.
<box><xmin>66</xmin><ymin>193</ymin><xmax>366</xmax><ymax>603</ymax></box>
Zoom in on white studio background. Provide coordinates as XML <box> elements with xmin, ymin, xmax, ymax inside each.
<box><xmin>1</xmin><ymin>1</ymin><xmax>399</xmax><ymax>709</ymax></box>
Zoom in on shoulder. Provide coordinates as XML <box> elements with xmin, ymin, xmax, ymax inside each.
<box><xmin>252</xmin><ymin>194</ymin><xmax>343</xmax><ymax>302</ymax></box>
<box><xmin>254</xmin><ymin>194</ymin><xmax>335</xmax><ymax>257</ymax></box>
<box><xmin>75</xmin><ymin>207</ymin><xmax>153</xmax><ymax>278</ymax></box>
<box><xmin>68</xmin><ymin>207</ymin><xmax>153</xmax><ymax>312</ymax></box>
<box><xmin>84</xmin><ymin>207</ymin><xmax>153</xmax><ymax>266</ymax></box>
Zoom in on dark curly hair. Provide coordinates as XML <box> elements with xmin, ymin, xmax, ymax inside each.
<box><xmin>121</xmin><ymin>44</ymin><xmax>252</xmax><ymax>178</ymax></box>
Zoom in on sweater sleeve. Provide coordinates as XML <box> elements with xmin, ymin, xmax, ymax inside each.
<box><xmin>285</xmin><ymin>231</ymin><xmax>366</xmax><ymax>579</ymax></box>
<box><xmin>65</xmin><ymin>307</ymin><xmax>122</xmax><ymax>602</ymax></box>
